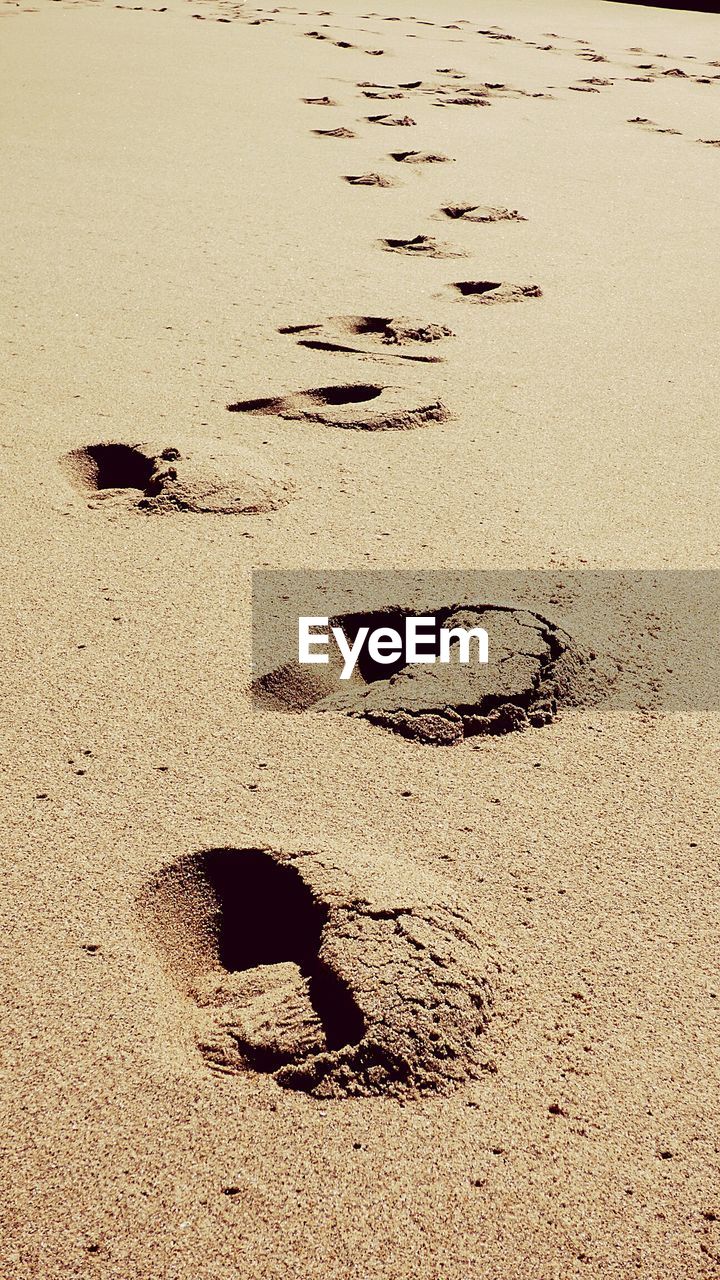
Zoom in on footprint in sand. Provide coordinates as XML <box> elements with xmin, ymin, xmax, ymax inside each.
<box><xmin>381</xmin><ymin>234</ymin><xmax>463</xmax><ymax>258</ymax></box>
<box><xmin>343</xmin><ymin>172</ymin><xmax>396</xmax><ymax>186</ymax></box>
<box><xmin>390</xmin><ymin>150</ymin><xmax>454</xmax><ymax>164</ymax></box>
<box><xmin>253</xmin><ymin>603</ymin><xmax>589</xmax><ymax>745</ymax></box>
<box><xmin>366</xmin><ymin>113</ymin><xmax>416</xmax><ymax>126</ymax></box>
<box><xmin>227</xmin><ymin>383</ymin><xmax>449</xmax><ymax>430</ymax></box>
<box><xmin>278</xmin><ymin>315</ymin><xmax>454</xmax><ymax>362</ymax></box>
<box><xmin>302</xmin><ymin>95</ymin><xmax>337</xmax><ymax>105</ymax></box>
<box><xmin>628</xmin><ymin>117</ymin><xmax>681</xmax><ymax>135</ymax></box>
<box><xmin>62</xmin><ymin>440</ymin><xmax>292</xmax><ymax>513</ymax></box>
<box><xmin>439</xmin><ymin>203</ymin><xmax>526</xmax><ymax>223</ymax></box>
<box><xmin>313</xmin><ymin>126</ymin><xmax>356</xmax><ymax>138</ymax></box>
<box><xmin>140</xmin><ymin>845</ymin><xmax>495</xmax><ymax>1097</ymax></box>
<box><xmin>358</xmin><ymin>80</ymin><xmax>422</xmax><ymax>90</ymax></box>
<box><xmin>449</xmin><ymin>280</ymin><xmax>542</xmax><ymax>304</ymax></box>
<box><xmin>362</xmin><ymin>89</ymin><xmax>404</xmax><ymax>100</ymax></box>
<box><xmin>433</xmin><ymin>88</ymin><xmax>492</xmax><ymax>108</ymax></box>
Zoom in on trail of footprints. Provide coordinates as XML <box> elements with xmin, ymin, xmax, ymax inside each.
<box><xmin>242</xmin><ymin>64</ymin><xmax>543</xmax><ymax>440</ymax></box>
<box><xmin>175</xmin><ymin>40</ymin><xmax>579</xmax><ymax>1096</ymax></box>
<box><xmin>52</xmin><ymin>0</ymin><xmax>715</xmax><ymax>1100</ymax></box>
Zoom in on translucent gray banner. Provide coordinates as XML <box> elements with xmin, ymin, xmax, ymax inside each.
<box><xmin>251</xmin><ymin>571</ymin><xmax>720</xmax><ymax>743</ymax></box>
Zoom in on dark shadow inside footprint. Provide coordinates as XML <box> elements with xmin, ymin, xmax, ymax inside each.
<box><xmin>341</xmin><ymin>609</ymin><xmax>440</xmax><ymax>682</ymax></box>
<box><xmin>230</xmin><ymin>384</ymin><xmax>383</xmax><ymax>412</ymax></box>
<box><xmin>202</xmin><ymin>850</ymin><xmax>362</xmax><ymax>1052</ymax></box>
<box><xmin>144</xmin><ymin>848</ymin><xmax>364</xmax><ymax>1073</ymax></box>
<box><xmin>455</xmin><ymin>280</ymin><xmax>502</xmax><ymax>295</ymax></box>
<box><xmin>70</xmin><ymin>443</ymin><xmax>156</xmax><ymax>492</ymax></box>
<box><xmin>390</xmin><ymin>150</ymin><xmax>453</xmax><ymax>163</ymax></box>
<box><xmin>209</xmin><ymin>848</ymin><xmax>320</xmax><ymax>972</ymax></box>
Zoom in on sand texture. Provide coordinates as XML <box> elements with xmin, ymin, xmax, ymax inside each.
<box><xmin>1</xmin><ymin>0</ymin><xmax>720</xmax><ymax>1276</ymax></box>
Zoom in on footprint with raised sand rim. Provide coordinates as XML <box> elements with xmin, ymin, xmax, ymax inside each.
<box><xmin>62</xmin><ymin>440</ymin><xmax>292</xmax><ymax>514</ymax></box>
<box><xmin>381</xmin><ymin>234</ymin><xmax>463</xmax><ymax>258</ymax></box>
<box><xmin>253</xmin><ymin>603</ymin><xmax>588</xmax><ymax>745</ymax></box>
<box><xmin>140</xmin><ymin>846</ymin><xmax>496</xmax><ymax>1097</ymax></box>
<box><xmin>227</xmin><ymin>383</ymin><xmax>449</xmax><ymax>430</ymax></box>
<box><xmin>279</xmin><ymin>315</ymin><xmax>453</xmax><ymax>362</ymax></box>
<box><xmin>449</xmin><ymin>280</ymin><xmax>542</xmax><ymax>303</ymax></box>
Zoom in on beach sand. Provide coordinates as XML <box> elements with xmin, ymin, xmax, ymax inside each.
<box><xmin>1</xmin><ymin>0</ymin><xmax>719</xmax><ymax>1275</ymax></box>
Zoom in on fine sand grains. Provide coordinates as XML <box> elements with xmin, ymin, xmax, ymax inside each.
<box><xmin>3</xmin><ymin>1</ymin><xmax>720</xmax><ymax>1278</ymax></box>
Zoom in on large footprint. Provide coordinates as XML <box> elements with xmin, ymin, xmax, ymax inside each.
<box><xmin>140</xmin><ymin>846</ymin><xmax>497</xmax><ymax>1098</ymax></box>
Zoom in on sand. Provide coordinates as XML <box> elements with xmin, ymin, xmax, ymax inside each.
<box><xmin>1</xmin><ymin>0</ymin><xmax>719</xmax><ymax>1275</ymax></box>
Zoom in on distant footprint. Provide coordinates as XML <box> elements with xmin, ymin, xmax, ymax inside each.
<box><xmin>381</xmin><ymin>234</ymin><xmax>463</xmax><ymax>258</ymax></box>
<box><xmin>390</xmin><ymin>149</ymin><xmax>454</xmax><ymax>163</ymax></box>
<box><xmin>366</xmin><ymin>113</ymin><xmax>416</xmax><ymax>126</ymax></box>
<box><xmin>450</xmin><ymin>280</ymin><xmax>542</xmax><ymax>303</ymax></box>
<box><xmin>227</xmin><ymin>383</ymin><xmax>449</xmax><ymax>430</ymax></box>
<box><xmin>140</xmin><ymin>845</ymin><xmax>495</xmax><ymax>1097</ymax></box>
<box><xmin>63</xmin><ymin>441</ymin><xmax>292</xmax><ymax>513</ymax></box>
<box><xmin>343</xmin><ymin>172</ymin><xmax>396</xmax><ymax>186</ymax></box>
<box><xmin>313</xmin><ymin>126</ymin><xmax>356</xmax><ymax>138</ymax></box>
<box><xmin>628</xmin><ymin>117</ymin><xmax>681</xmax><ymax>135</ymax></box>
<box><xmin>279</xmin><ymin>314</ymin><xmax>454</xmax><ymax>362</ymax></box>
<box><xmin>434</xmin><ymin>89</ymin><xmax>492</xmax><ymax>108</ymax></box>
<box><xmin>302</xmin><ymin>95</ymin><xmax>337</xmax><ymax>105</ymax></box>
<box><xmin>439</xmin><ymin>202</ymin><xmax>526</xmax><ymax>223</ymax></box>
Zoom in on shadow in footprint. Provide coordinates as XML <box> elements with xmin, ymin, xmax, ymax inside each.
<box><xmin>143</xmin><ymin>848</ymin><xmax>364</xmax><ymax>1076</ymax></box>
<box><xmin>227</xmin><ymin>383</ymin><xmax>449</xmax><ymax>430</ymax></box>
<box><xmin>381</xmin><ymin>234</ymin><xmax>462</xmax><ymax>258</ymax></box>
<box><xmin>450</xmin><ymin>280</ymin><xmax>542</xmax><ymax>303</ymax></box>
<box><xmin>70</xmin><ymin>442</ymin><xmax>155</xmax><ymax>492</ymax></box>
<box><xmin>390</xmin><ymin>150</ymin><xmax>454</xmax><ymax>163</ymax></box>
